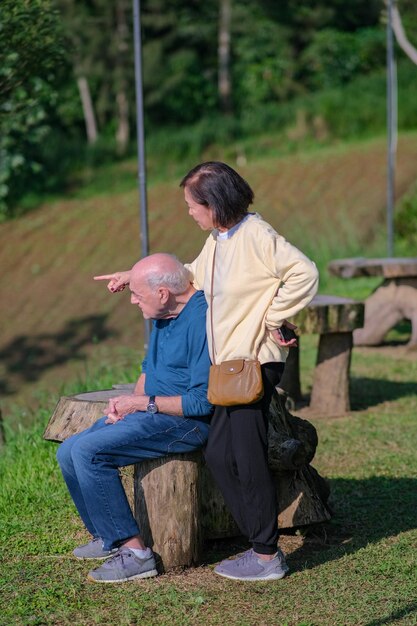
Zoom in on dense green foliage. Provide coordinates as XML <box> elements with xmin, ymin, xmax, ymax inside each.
<box><xmin>395</xmin><ymin>180</ymin><xmax>417</xmax><ymax>249</ymax></box>
<box><xmin>0</xmin><ymin>0</ymin><xmax>68</xmax><ymax>217</ymax></box>
<box><xmin>2</xmin><ymin>0</ymin><xmax>417</xmax><ymax>217</ymax></box>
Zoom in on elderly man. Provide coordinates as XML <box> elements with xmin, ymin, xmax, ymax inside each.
<box><xmin>57</xmin><ymin>253</ymin><xmax>213</xmax><ymax>583</ymax></box>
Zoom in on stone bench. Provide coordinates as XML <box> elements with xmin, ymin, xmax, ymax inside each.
<box><xmin>44</xmin><ymin>386</ymin><xmax>331</xmax><ymax>571</ymax></box>
<box><xmin>279</xmin><ymin>295</ymin><xmax>364</xmax><ymax>417</ymax></box>
<box><xmin>328</xmin><ymin>257</ymin><xmax>417</xmax><ymax>349</ymax></box>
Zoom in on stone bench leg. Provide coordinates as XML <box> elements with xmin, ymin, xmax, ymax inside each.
<box><xmin>309</xmin><ymin>331</ymin><xmax>353</xmax><ymax>416</ymax></box>
<box><xmin>354</xmin><ymin>278</ymin><xmax>417</xmax><ymax>348</ymax></box>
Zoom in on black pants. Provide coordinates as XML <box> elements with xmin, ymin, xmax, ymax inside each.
<box><xmin>204</xmin><ymin>362</ymin><xmax>284</xmax><ymax>555</ymax></box>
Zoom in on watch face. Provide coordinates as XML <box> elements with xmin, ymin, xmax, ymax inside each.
<box><xmin>147</xmin><ymin>402</ymin><xmax>158</xmax><ymax>414</ymax></box>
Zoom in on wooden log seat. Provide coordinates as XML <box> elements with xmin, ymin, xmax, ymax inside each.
<box><xmin>44</xmin><ymin>386</ymin><xmax>331</xmax><ymax>571</ymax></box>
<box><xmin>328</xmin><ymin>257</ymin><xmax>417</xmax><ymax>349</ymax></box>
<box><xmin>279</xmin><ymin>294</ymin><xmax>365</xmax><ymax>417</ymax></box>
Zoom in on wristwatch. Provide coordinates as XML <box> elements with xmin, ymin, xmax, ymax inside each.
<box><xmin>146</xmin><ymin>395</ymin><xmax>159</xmax><ymax>414</ymax></box>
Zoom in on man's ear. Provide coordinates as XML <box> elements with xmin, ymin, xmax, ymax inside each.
<box><xmin>158</xmin><ymin>287</ymin><xmax>170</xmax><ymax>304</ymax></box>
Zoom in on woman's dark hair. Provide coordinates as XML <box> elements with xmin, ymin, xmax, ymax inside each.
<box><xmin>180</xmin><ymin>161</ymin><xmax>254</xmax><ymax>228</ymax></box>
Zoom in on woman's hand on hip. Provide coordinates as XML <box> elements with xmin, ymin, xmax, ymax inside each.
<box><xmin>271</xmin><ymin>321</ymin><xmax>298</xmax><ymax>347</ymax></box>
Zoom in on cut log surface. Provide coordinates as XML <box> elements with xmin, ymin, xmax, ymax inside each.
<box><xmin>328</xmin><ymin>257</ymin><xmax>417</xmax><ymax>279</ymax></box>
<box><xmin>43</xmin><ymin>388</ymin><xmax>133</xmax><ymax>442</ymax></box>
<box><xmin>44</xmin><ymin>388</ymin><xmax>331</xmax><ymax>570</ymax></box>
<box><xmin>291</xmin><ymin>294</ymin><xmax>364</xmax><ymax>335</ymax></box>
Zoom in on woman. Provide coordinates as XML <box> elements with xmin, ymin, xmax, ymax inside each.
<box><xmin>95</xmin><ymin>161</ymin><xmax>318</xmax><ymax>582</ymax></box>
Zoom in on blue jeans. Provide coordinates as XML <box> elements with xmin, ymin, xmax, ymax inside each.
<box><xmin>56</xmin><ymin>412</ymin><xmax>210</xmax><ymax>550</ymax></box>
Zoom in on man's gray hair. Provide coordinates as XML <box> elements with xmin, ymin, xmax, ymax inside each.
<box><xmin>145</xmin><ymin>255</ymin><xmax>191</xmax><ymax>294</ymax></box>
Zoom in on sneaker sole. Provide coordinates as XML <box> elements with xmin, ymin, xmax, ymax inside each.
<box><xmin>214</xmin><ymin>568</ymin><xmax>288</xmax><ymax>582</ymax></box>
<box><xmin>73</xmin><ymin>552</ymin><xmax>118</xmax><ymax>561</ymax></box>
<box><xmin>87</xmin><ymin>568</ymin><xmax>158</xmax><ymax>583</ymax></box>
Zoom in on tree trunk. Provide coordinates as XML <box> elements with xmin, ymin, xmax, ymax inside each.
<box><xmin>77</xmin><ymin>76</ymin><xmax>98</xmax><ymax>144</ymax></box>
<box><xmin>218</xmin><ymin>0</ymin><xmax>232</xmax><ymax>114</ymax></box>
<box><xmin>116</xmin><ymin>89</ymin><xmax>129</xmax><ymax>155</ymax></box>
<box><xmin>115</xmin><ymin>0</ymin><xmax>130</xmax><ymax>155</ymax></box>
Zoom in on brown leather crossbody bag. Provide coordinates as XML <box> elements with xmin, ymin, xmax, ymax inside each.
<box><xmin>206</xmin><ymin>243</ymin><xmax>264</xmax><ymax>406</ymax></box>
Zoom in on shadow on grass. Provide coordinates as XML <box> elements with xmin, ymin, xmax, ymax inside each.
<box><xmin>350</xmin><ymin>377</ymin><xmax>417</xmax><ymax>410</ymax></box>
<box><xmin>364</xmin><ymin>601</ymin><xmax>417</xmax><ymax>626</ymax></box>
<box><xmin>0</xmin><ymin>315</ymin><xmax>117</xmax><ymax>396</ymax></box>
<box><xmin>205</xmin><ymin>475</ymin><xmax>417</xmax><ymax>574</ymax></box>
<box><xmin>285</xmin><ymin>476</ymin><xmax>417</xmax><ymax>571</ymax></box>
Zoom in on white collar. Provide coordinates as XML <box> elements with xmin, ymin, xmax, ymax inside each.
<box><xmin>215</xmin><ymin>213</ymin><xmax>252</xmax><ymax>240</ymax></box>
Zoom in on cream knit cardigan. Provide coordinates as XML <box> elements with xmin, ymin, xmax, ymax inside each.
<box><xmin>186</xmin><ymin>213</ymin><xmax>319</xmax><ymax>365</ymax></box>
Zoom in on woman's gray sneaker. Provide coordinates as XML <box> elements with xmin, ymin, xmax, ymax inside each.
<box><xmin>73</xmin><ymin>538</ymin><xmax>118</xmax><ymax>560</ymax></box>
<box><xmin>87</xmin><ymin>548</ymin><xmax>158</xmax><ymax>583</ymax></box>
<box><xmin>214</xmin><ymin>548</ymin><xmax>289</xmax><ymax>581</ymax></box>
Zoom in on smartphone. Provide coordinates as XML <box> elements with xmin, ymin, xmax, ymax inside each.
<box><xmin>277</xmin><ymin>326</ymin><xmax>298</xmax><ymax>343</ymax></box>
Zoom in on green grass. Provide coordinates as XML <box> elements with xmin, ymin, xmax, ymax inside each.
<box><xmin>1</xmin><ymin>130</ymin><xmax>417</xmax><ymax>624</ymax></box>
<box><xmin>1</xmin><ymin>334</ymin><xmax>416</xmax><ymax>626</ymax></box>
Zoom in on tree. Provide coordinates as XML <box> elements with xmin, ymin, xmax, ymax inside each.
<box><xmin>218</xmin><ymin>0</ymin><xmax>232</xmax><ymax>113</ymax></box>
<box><xmin>0</xmin><ymin>0</ymin><xmax>68</xmax><ymax>218</ymax></box>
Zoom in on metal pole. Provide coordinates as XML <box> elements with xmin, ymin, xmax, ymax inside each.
<box><xmin>386</xmin><ymin>0</ymin><xmax>396</xmax><ymax>256</ymax></box>
<box><xmin>132</xmin><ymin>0</ymin><xmax>150</xmax><ymax>345</ymax></box>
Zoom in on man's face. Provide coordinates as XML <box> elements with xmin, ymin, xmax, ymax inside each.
<box><xmin>130</xmin><ymin>277</ymin><xmax>166</xmax><ymax>320</ymax></box>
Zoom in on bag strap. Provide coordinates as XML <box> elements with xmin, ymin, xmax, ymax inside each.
<box><xmin>209</xmin><ymin>243</ymin><xmax>217</xmax><ymax>365</ymax></box>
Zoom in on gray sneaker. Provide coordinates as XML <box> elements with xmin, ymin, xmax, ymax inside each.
<box><xmin>214</xmin><ymin>548</ymin><xmax>289</xmax><ymax>581</ymax></box>
<box><xmin>73</xmin><ymin>538</ymin><xmax>118</xmax><ymax>560</ymax></box>
<box><xmin>87</xmin><ymin>547</ymin><xmax>158</xmax><ymax>583</ymax></box>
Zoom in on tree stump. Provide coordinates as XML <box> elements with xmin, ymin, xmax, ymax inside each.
<box><xmin>44</xmin><ymin>387</ymin><xmax>331</xmax><ymax>570</ymax></box>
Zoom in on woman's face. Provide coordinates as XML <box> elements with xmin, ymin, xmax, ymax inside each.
<box><xmin>184</xmin><ymin>186</ymin><xmax>215</xmax><ymax>231</ymax></box>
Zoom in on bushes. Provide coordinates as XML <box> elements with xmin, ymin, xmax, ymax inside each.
<box><xmin>395</xmin><ymin>182</ymin><xmax>417</xmax><ymax>250</ymax></box>
<box><xmin>301</xmin><ymin>27</ymin><xmax>386</xmax><ymax>90</ymax></box>
<box><xmin>239</xmin><ymin>60</ymin><xmax>417</xmax><ymax>141</ymax></box>
<box><xmin>0</xmin><ymin>0</ymin><xmax>70</xmax><ymax>220</ymax></box>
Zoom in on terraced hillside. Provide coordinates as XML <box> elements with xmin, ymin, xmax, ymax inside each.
<box><xmin>1</xmin><ymin>134</ymin><xmax>417</xmax><ymax>420</ymax></box>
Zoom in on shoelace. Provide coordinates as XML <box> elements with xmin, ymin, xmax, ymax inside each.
<box><xmin>233</xmin><ymin>549</ymin><xmax>255</xmax><ymax>568</ymax></box>
<box><xmin>102</xmin><ymin>549</ymin><xmax>132</xmax><ymax>569</ymax></box>
<box><xmin>233</xmin><ymin>549</ymin><xmax>282</xmax><ymax>569</ymax></box>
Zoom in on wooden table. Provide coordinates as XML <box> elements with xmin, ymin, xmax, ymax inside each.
<box><xmin>328</xmin><ymin>257</ymin><xmax>417</xmax><ymax>348</ymax></box>
<box><xmin>279</xmin><ymin>295</ymin><xmax>364</xmax><ymax>417</ymax></box>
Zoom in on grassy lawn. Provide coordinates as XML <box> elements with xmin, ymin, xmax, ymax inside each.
<box><xmin>1</xmin><ymin>133</ymin><xmax>417</xmax><ymax>624</ymax></box>
<box><xmin>1</xmin><ymin>332</ymin><xmax>416</xmax><ymax>626</ymax></box>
